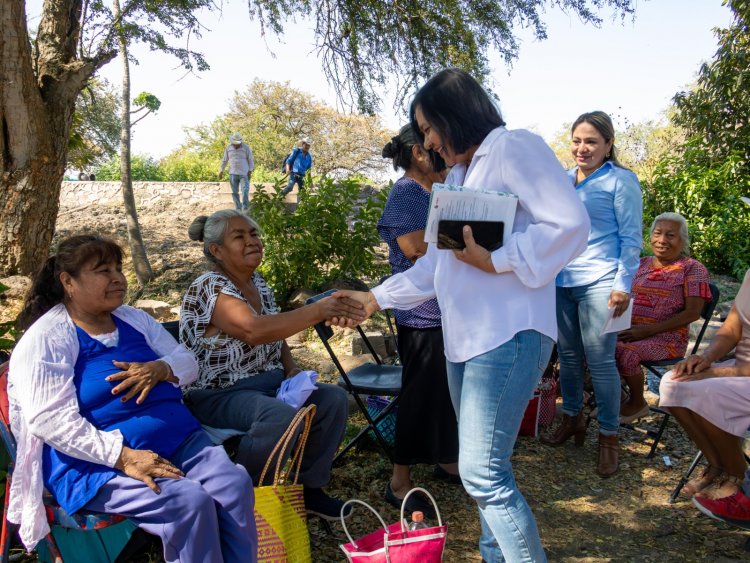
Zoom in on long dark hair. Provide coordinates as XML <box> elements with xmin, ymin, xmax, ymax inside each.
<box><xmin>381</xmin><ymin>124</ymin><xmax>446</xmax><ymax>173</ymax></box>
<box><xmin>409</xmin><ymin>68</ymin><xmax>505</xmax><ymax>155</ymax></box>
<box><xmin>17</xmin><ymin>235</ymin><xmax>123</xmax><ymax>330</ymax></box>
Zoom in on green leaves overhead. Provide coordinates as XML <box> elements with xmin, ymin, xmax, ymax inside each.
<box><xmin>247</xmin><ymin>0</ymin><xmax>636</xmax><ymax>113</ymax></box>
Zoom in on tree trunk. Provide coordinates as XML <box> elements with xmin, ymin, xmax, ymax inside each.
<box><xmin>114</xmin><ymin>0</ymin><xmax>153</xmax><ymax>285</ymax></box>
<box><xmin>0</xmin><ymin>0</ymin><xmax>77</xmax><ymax>275</ymax></box>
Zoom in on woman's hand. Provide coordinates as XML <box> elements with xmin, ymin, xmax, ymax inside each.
<box><xmin>453</xmin><ymin>226</ymin><xmax>495</xmax><ymax>273</ymax></box>
<box><xmin>618</xmin><ymin>325</ymin><xmax>652</xmax><ymax>342</ymax></box>
<box><xmin>326</xmin><ymin>290</ymin><xmax>379</xmax><ymax>327</ymax></box>
<box><xmin>107</xmin><ymin>360</ymin><xmax>174</xmax><ymax>404</ymax></box>
<box><xmin>608</xmin><ymin>290</ymin><xmax>630</xmax><ymax>318</ymax></box>
<box><xmin>672</xmin><ymin>354</ymin><xmax>712</xmax><ymax>378</ymax></box>
<box><xmin>315</xmin><ymin>294</ymin><xmax>367</xmax><ymax>324</ymax></box>
<box><xmin>115</xmin><ymin>446</ymin><xmax>183</xmax><ymax>493</ymax></box>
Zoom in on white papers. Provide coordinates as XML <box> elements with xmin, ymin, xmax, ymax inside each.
<box><xmin>600</xmin><ymin>300</ymin><xmax>633</xmax><ymax>336</ymax></box>
<box><xmin>424</xmin><ymin>183</ymin><xmax>518</xmax><ymax>245</ymax></box>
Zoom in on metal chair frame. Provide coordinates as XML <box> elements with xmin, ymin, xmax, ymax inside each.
<box><xmin>306</xmin><ymin>290</ymin><xmax>402</xmax><ymax>465</ymax></box>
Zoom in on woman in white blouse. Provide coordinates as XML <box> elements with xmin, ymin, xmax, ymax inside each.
<box><xmin>9</xmin><ymin>235</ymin><xmax>255</xmax><ymax>562</ymax></box>
<box><xmin>332</xmin><ymin>69</ymin><xmax>590</xmax><ymax>562</ymax></box>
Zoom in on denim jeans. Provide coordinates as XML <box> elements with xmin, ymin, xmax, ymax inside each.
<box><xmin>281</xmin><ymin>172</ymin><xmax>304</xmax><ymax>196</ymax></box>
<box><xmin>229</xmin><ymin>174</ymin><xmax>250</xmax><ymax>209</ymax></box>
<box><xmin>447</xmin><ymin>330</ymin><xmax>553</xmax><ymax>563</ymax></box>
<box><xmin>556</xmin><ymin>271</ymin><xmax>620</xmax><ymax>434</ymax></box>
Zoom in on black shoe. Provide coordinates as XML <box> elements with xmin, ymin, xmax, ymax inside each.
<box><xmin>303</xmin><ymin>487</ymin><xmax>352</xmax><ymax>521</ymax></box>
<box><xmin>384</xmin><ymin>483</ymin><xmax>436</xmax><ymax>520</ymax></box>
<box><xmin>433</xmin><ymin>465</ymin><xmax>462</xmax><ymax>485</ymax></box>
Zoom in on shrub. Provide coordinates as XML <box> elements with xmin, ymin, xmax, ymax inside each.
<box><xmin>251</xmin><ymin>176</ymin><xmax>390</xmax><ymax>306</ymax></box>
<box><xmin>643</xmin><ymin>140</ymin><xmax>750</xmax><ymax>279</ymax></box>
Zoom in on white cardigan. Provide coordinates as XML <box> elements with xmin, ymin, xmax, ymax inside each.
<box><xmin>372</xmin><ymin>127</ymin><xmax>590</xmax><ymax>362</ymax></box>
<box><xmin>7</xmin><ymin>304</ymin><xmax>198</xmax><ymax>551</ymax></box>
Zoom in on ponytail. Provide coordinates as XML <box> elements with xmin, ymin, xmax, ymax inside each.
<box><xmin>16</xmin><ymin>256</ymin><xmax>65</xmax><ymax>331</ymax></box>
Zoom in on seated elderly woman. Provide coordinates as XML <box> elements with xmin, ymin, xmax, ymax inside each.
<box><xmin>180</xmin><ymin>210</ymin><xmax>365</xmax><ymax>520</ymax></box>
<box><xmin>616</xmin><ymin>212</ymin><xmax>711</xmax><ymax>424</ymax></box>
<box><xmin>9</xmin><ymin>235</ymin><xmax>255</xmax><ymax>562</ymax></box>
<box><xmin>659</xmin><ymin>267</ymin><xmax>750</xmax><ymax>521</ymax></box>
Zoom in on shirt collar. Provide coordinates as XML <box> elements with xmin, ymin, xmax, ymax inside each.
<box><xmin>570</xmin><ymin>160</ymin><xmax>614</xmax><ymax>187</ymax></box>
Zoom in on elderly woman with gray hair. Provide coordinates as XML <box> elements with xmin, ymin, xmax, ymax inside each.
<box><xmin>616</xmin><ymin>212</ymin><xmax>711</xmax><ymax>423</ymax></box>
<box><xmin>179</xmin><ymin>209</ymin><xmax>365</xmax><ymax>520</ymax></box>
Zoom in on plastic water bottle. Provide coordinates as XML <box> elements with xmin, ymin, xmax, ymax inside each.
<box><xmin>408</xmin><ymin>511</ymin><xmax>429</xmax><ymax>531</ymax></box>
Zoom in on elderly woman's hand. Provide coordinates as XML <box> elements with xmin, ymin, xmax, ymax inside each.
<box><xmin>115</xmin><ymin>446</ymin><xmax>184</xmax><ymax>493</ymax></box>
<box><xmin>107</xmin><ymin>360</ymin><xmax>175</xmax><ymax>404</ymax></box>
<box><xmin>326</xmin><ymin>290</ymin><xmax>379</xmax><ymax>328</ymax></box>
<box><xmin>618</xmin><ymin>325</ymin><xmax>652</xmax><ymax>342</ymax></box>
<box><xmin>672</xmin><ymin>354</ymin><xmax>712</xmax><ymax>378</ymax></box>
<box><xmin>315</xmin><ymin>294</ymin><xmax>367</xmax><ymax>323</ymax></box>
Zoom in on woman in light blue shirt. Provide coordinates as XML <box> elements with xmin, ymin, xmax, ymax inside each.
<box><xmin>541</xmin><ymin>111</ymin><xmax>643</xmax><ymax>478</ymax></box>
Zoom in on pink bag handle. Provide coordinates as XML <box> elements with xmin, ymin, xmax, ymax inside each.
<box><xmin>399</xmin><ymin>487</ymin><xmax>443</xmax><ymax>532</ymax></box>
<box><xmin>339</xmin><ymin>499</ymin><xmax>389</xmax><ymax>548</ymax></box>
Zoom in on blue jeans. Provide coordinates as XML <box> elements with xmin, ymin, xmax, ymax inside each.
<box><xmin>281</xmin><ymin>172</ymin><xmax>304</xmax><ymax>196</ymax></box>
<box><xmin>229</xmin><ymin>174</ymin><xmax>250</xmax><ymax>210</ymax></box>
<box><xmin>447</xmin><ymin>330</ymin><xmax>553</xmax><ymax>563</ymax></box>
<box><xmin>556</xmin><ymin>271</ymin><xmax>620</xmax><ymax>434</ymax></box>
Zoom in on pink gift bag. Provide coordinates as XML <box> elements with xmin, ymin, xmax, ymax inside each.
<box><xmin>339</xmin><ymin>487</ymin><xmax>447</xmax><ymax>562</ymax></box>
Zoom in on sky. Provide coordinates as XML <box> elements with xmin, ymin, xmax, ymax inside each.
<box><xmin>27</xmin><ymin>0</ymin><xmax>735</xmax><ymax>159</ymax></box>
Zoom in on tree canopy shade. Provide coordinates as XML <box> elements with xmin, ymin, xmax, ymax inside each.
<box><xmin>1</xmin><ymin>0</ymin><xmax>637</xmax><ymax>276</ymax></box>
<box><xmin>248</xmin><ymin>0</ymin><xmax>637</xmax><ymax>113</ymax></box>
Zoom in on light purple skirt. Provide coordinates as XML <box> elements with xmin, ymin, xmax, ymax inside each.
<box><xmin>659</xmin><ymin>360</ymin><xmax>750</xmax><ymax>437</ymax></box>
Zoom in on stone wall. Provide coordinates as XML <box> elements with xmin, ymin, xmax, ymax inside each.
<box><xmin>59</xmin><ymin>181</ymin><xmax>278</xmax><ymax>209</ymax></box>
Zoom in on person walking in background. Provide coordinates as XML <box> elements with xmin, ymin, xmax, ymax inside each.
<box><xmin>541</xmin><ymin>111</ymin><xmax>643</xmax><ymax>478</ymax></box>
<box><xmin>281</xmin><ymin>137</ymin><xmax>313</xmax><ymax>196</ymax></box>
<box><xmin>219</xmin><ymin>132</ymin><xmax>255</xmax><ymax>211</ymax></box>
<box><xmin>378</xmin><ymin>125</ymin><xmax>459</xmax><ymax>518</ymax></box>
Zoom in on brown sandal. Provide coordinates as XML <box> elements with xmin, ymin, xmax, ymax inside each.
<box><xmin>681</xmin><ymin>465</ymin><xmax>723</xmax><ymax>498</ymax></box>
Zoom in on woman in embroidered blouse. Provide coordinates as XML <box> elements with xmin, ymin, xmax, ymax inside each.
<box><xmin>616</xmin><ymin>212</ymin><xmax>711</xmax><ymax>424</ymax></box>
<box><xmin>180</xmin><ymin>210</ymin><xmax>365</xmax><ymax>521</ymax></box>
<box><xmin>9</xmin><ymin>235</ymin><xmax>255</xmax><ymax>562</ymax></box>
<box><xmin>378</xmin><ymin>125</ymin><xmax>458</xmax><ymax>517</ymax></box>
<box><xmin>332</xmin><ymin>69</ymin><xmax>590</xmax><ymax>563</ymax></box>
<box><xmin>541</xmin><ymin>111</ymin><xmax>643</xmax><ymax>478</ymax></box>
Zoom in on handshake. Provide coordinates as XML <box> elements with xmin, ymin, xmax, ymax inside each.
<box><xmin>312</xmin><ymin>290</ymin><xmax>381</xmax><ymax>328</ymax></box>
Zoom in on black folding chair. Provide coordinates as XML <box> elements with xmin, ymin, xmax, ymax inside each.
<box><xmin>628</xmin><ymin>282</ymin><xmax>721</xmax><ymax>458</ymax></box>
<box><xmin>306</xmin><ymin>290</ymin><xmax>402</xmax><ymax>465</ymax></box>
<box><xmin>161</xmin><ymin>320</ymin><xmax>180</xmax><ymax>340</ymax></box>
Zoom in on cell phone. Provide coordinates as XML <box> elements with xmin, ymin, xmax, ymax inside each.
<box><xmin>437</xmin><ymin>220</ymin><xmax>504</xmax><ymax>251</ymax></box>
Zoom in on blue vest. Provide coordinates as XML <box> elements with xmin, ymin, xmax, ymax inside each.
<box><xmin>43</xmin><ymin>317</ymin><xmax>200</xmax><ymax>514</ymax></box>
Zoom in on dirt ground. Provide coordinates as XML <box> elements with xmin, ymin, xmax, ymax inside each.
<box><xmin>2</xmin><ymin>194</ymin><xmax>749</xmax><ymax>562</ymax></box>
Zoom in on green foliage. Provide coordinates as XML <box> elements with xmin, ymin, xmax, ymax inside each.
<box><xmin>133</xmin><ymin>92</ymin><xmax>161</xmax><ymax>112</ymax></box>
<box><xmin>643</xmin><ymin>140</ymin><xmax>750</xmax><ymax>279</ymax></box>
<box><xmin>642</xmin><ymin>1</ymin><xmax>750</xmax><ymax>280</ymax></box>
<box><xmin>172</xmin><ymin>80</ymin><xmax>391</xmax><ymax>180</ymax></box>
<box><xmin>95</xmin><ymin>154</ymin><xmax>165</xmax><ymax>181</ymax></box>
<box><xmin>251</xmin><ymin>177</ymin><xmax>390</xmax><ymax>305</ymax></box>
<box><xmin>247</xmin><ymin>0</ymin><xmax>636</xmax><ymax>113</ymax></box>
<box><xmin>68</xmin><ymin>79</ymin><xmax>122</xmax><ymax>171</ymax></box>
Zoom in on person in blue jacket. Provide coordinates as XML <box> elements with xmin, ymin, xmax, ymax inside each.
<box><xmin>281</xmin><ymin>137</ymin><xmax>313</xmax><ymax>196</ymax></box>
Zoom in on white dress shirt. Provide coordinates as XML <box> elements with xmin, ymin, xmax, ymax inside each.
<box><xmin>372</xmin><ymin>126</ymin><xmax>590</xmax><ymax>363</ymax></box>
<box><xmin>7</xmin><ymin>304</ymin><xmax>198</xmax><ymax>551</ymax></box>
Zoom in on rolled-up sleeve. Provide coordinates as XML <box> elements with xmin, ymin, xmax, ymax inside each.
<box><xmin>489</xmin><ymin>132</ymin><xmax>591</xmax><ymax>288</ymax></box>
<box><xmin>612</xmin><ymin>174</ymin><xmax>643</xmax><ymax>293</ymax></box>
